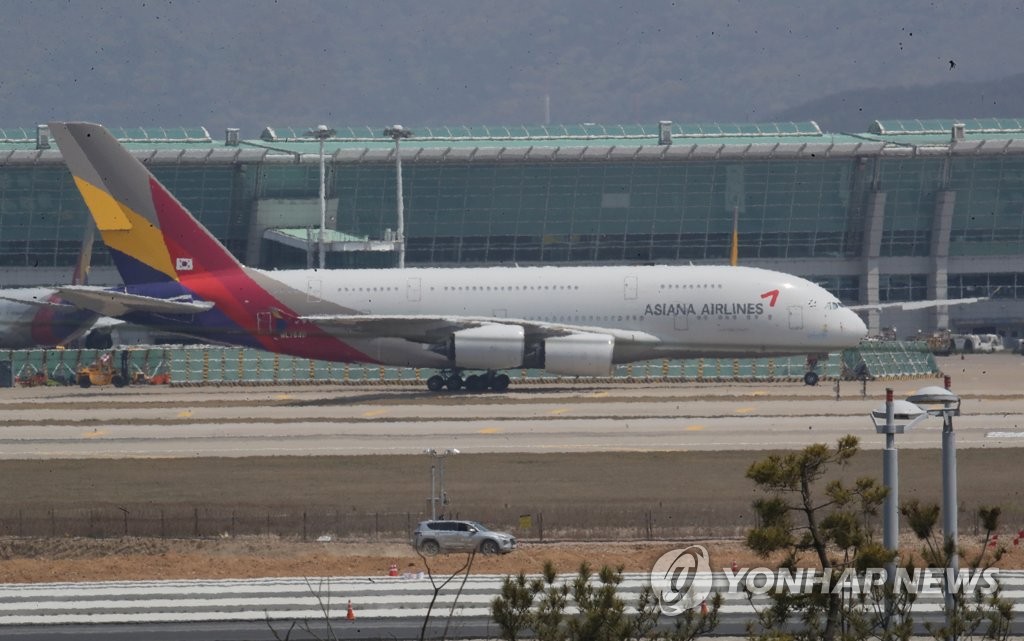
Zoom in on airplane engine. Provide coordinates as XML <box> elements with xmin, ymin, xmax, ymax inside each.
<box><xmin>544</xmin><ymin>333</ymin><xmax>615</xmax><ymax>376</ymax></box>
<box><xmin>451</xmin><ymin>324</ymin><xmax>525</xmax><ymax>370</ymax></box>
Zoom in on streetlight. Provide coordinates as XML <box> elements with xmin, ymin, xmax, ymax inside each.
<box><xmin>424</xmin><ymin>447</ymin><xmax>459</xmax><ymax>520</ymax></box>
<box><xmin>869</xmin><ymin>389</ymin><xmax>929</xmax><ymax>586</ymax></box>
<box><xmin>907</xmin><ymin>381</ymin><xmax>961</xmax><ymax>631</ymax></box>
<box><xmin>383</xmin><ymin>124</ymin><xmax>413</xmax><ymax>268</ymax></box>
<box><xmin>306</xmin><ymin>124</ymin><xmax>336</xmax><ymax>269</ymax></box>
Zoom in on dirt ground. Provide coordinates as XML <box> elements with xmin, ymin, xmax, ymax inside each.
<box><xmin>0</xmin><ymin>536</ymin><xmax>1021</xmax><ymax>584</ymax></box>
<box><xmin>1</xmin><ymin>353</ymin><xmax>1021</xmax><ymax>583</ymax></box>
<box><xmin>0</xmin><ymin>447</ymin><xmax>1022</xmax><ymax>582</ymax></box>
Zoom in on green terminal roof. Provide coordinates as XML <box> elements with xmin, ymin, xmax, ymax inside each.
<box><xmin>869</xmin><ymin>118</ymin><xmax>1024</xmax><ymax>136</ymax></box>
<box><xmin>261</xmin><ymin>121</ymin><xmax>822</xmax><ymax>142</ymax></box>
<box><xmin>5</xmin><ymin>118</ymin><xmax>1024</xmax><ymax>158</ymax></box>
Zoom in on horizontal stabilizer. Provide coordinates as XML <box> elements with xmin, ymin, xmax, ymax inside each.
<box><xmin>56</xmin><ymin>286</ymin><xmax>214</xmax><ymax>317</ymax></box>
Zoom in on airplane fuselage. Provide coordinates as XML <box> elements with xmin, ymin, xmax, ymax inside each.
<box><xmin>0</xmin><ymin>287</ymin><xmax>99</xmax><ymax>349</ymax></box>
<box><xmin>121</xmin><ymin>263</ymin><xmax>867</xmax><ymax>368</ymax></box>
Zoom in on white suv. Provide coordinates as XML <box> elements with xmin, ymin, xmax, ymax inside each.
<box><xmin>412</xmin><ymin>520</ymin><xmax>517</xmax><ymax>555</ymax></box>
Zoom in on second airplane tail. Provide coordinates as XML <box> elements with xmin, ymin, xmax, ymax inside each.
<box><xmin>49</xmin><ymin>122</ymin><xmax>244</xmax><ymax>290</ymax></box>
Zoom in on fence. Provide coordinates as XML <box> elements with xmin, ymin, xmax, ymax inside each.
<box><xmin>0</xmin><ymin>503</ymin><xmax>757</xmax><ymax>542</ymax></box>
<box><xmin>2</xmin><ymin>341</ymin><xmax>939</xmax><ymax>387</ymax></box>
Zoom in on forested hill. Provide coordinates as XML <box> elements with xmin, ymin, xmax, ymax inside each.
<box><xmin>5</xmin><ymin>1</ymin><xmax>1023</xmax><ymax>134</ymax></box>
<box><xmin>772</xmin><ymin>73</ymin><xmax>1024</xmax><ymax>133</ymax></box>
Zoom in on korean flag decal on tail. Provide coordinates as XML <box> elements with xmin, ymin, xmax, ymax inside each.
<box><xmin>176</xmin><ymin>257</ymin><xmax>194</xmax><ymax>272</ymax></box>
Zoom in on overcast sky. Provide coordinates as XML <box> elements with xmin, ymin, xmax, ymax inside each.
<box><xmin>3</xmin><ymin>1</ymin><xmax>1022</xmax><ymax>136</ymax></box>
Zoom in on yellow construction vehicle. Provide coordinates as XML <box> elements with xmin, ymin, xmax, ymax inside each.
<box><xmin>76</xmin><ymin>351</ymin><xmax>144</xmax><ymax>388</ymax></box>
<box><xmin>76</xmin><ymin>349</ymin><xmax>170</xmax><ymax>388</ymax></box>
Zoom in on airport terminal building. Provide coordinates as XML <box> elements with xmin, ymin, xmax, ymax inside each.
<box><xmin>2</xmin><ymin>118</ymin><xmax>1023</xmax><ymax>340</ymax></box>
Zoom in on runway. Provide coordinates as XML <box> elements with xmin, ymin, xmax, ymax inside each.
<box><xmin>0</xmin><ymin>354</ymin><xmax>1021</xmax><ymax>458</ymax></box>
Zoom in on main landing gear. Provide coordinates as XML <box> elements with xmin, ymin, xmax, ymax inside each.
<box><xmin>426</xmin><ymin>369</ymin><xmax>511</xmax><ymax>393</ymax></box>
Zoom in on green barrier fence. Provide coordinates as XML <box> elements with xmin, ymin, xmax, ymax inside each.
<box><xmin>1</xmin><ymin>341</ymin><xmax>938</xmax><ymax>387</ymax></box>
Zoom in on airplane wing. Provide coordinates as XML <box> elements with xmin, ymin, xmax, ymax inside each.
<box><xmin>848</xmin><ymin>297</ymin><xmax>985</xmax><ymax>312</ymax></box>
<box><xmin>301</xmin><ymin>314</ymin><xmax>661</xmax><ymax>345</ymax></box>
<box><xmin>55</xmin><ymin>286</ymin><xmax>215</xmax><ymax>317</ymax></box>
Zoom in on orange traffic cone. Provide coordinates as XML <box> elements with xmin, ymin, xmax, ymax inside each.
<box><xmin>388</xmin><ymin>562</ymin><xmax>399</xmax><ymax>577</ymax></box>
<box><xmin>347</xmin><ymin>599</ymin><xmax>356</xmax><ymax>621</ymax></box>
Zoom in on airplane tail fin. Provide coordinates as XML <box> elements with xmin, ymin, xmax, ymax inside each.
<box><xmin>48</xmin><ymin>122</ymin><xmax>244</xmax><ymax>288</ymax></box>
<box><xmin>70</xmin><ymin>219</ymin><xmax>95</xmax><ymax>286</ymax></box>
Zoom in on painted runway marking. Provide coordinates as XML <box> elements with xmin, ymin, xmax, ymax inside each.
<box><xmin>591</xmin><ymin>391</ymin><xmax>609</xmax><ymax>398</ymax></box>
<box><xmin>549</xmin><ymin>408</ymin><xmax>569</xmax><ymax>415</ymax></box>
<box><xmin>685</xmin><ymin>425</ymin><xmax>705</xmax><ymax>431</ymax></box>
<box><xmin>362</xmin><ymin>409</ymin><xmax>388</xmax><ymax>418</ymax></box>
<box><xmin>734</xmin><ymin>407</ymin><xmax>755</xmax><ymax>414</ymax></box>
<box><xmin>176</xmin><ymin>410</ymin><xmax>192</xmax><ymax>418</ymax></box>
<box><xmin>273</xmin><ymin>394</ymin><xmax>291</xmax><ymax>400</ymax></box>
<box><xmin>478</xmin><ymin>427</ymin><xmax>501</xmax><ymax>434</ymax></box>
<box><xmin>82</xmin><ymin>429</ymin><xmax>107</xmax><ymax>439</ymax></box>
<box><xmin>987</xmin><ymin>431</ymin><xmax>1024</xmax><ymax>438</ymax></box>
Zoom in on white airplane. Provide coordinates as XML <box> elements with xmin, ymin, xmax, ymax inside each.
<box><xmin>50</xmin><ymin>121</ymin><xmax>869</xmax><ymax>391</ymax></box>
<box><xmin>0</xmin><ymin>224</ymin><xmax>118</xmax><ymax>350</ymax></box>
<box><xmin>0</xmin><ymin>288</ymin><xmax>116</xmax><ymax>349</ymax></box>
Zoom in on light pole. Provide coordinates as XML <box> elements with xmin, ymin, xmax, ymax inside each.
<box><xmin>907</xmin><ymin>381</ymin><xmax>961</xmax><ymax>635</ymax></box>
<box><xmin>424</xmin><ymin>447</ymin><xmax>459</xmax><ymax>520</ymax></box>
<box><xmin>383</xmin><ymin>125</ymin><xmax>413</xmax><ymax>268</ymax></box>
<box><xmin>306</xmin><ymin>125</ymin><xmax>336</xmax><ymax>269</ymax></box>
<box><xmin>869</xmin><ymin>389</ymin><xmax>929</xmax><ymax>587</ymax></box>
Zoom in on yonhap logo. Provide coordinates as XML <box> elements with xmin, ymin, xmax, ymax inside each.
<box><xmin>650</xmin><ymin>545</ymin><xmax>713</xmax><ymax>615</ymax></box>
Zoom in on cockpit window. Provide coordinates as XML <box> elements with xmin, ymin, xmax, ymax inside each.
<box><xmin>825</xmin><ymin>302</ymin><xmax>844</xmax><ymax>310</ymax></box>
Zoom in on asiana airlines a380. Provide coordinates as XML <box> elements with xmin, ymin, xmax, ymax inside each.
<box><xmin>49</xmin><ymin>121</ymin><xmax>869</xmax><ymax>392</ymax></box>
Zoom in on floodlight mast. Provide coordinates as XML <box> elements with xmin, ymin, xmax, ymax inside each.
<box><xmin>306</xmin><ymin>125</ymin><xmax>336</xmax><ymax>269</ymax></box>
<box><xmin>870</xmin><ymin>389</ymin><xmax>928</xmax><ymax>600</ymax></box>
<box><xmin>907</xmin><ymin>381</ymin><xmax>961</xmax><ymax>634</ymax></box>
<box><xmin>384</xmin><ymin>125</ymin><xmax>413</xmax><ymax>268</ymax></box>
<box><xmin>423</xmin><ymin>447</ymin><xmax>459</xmax><ymax>520</ymax></box>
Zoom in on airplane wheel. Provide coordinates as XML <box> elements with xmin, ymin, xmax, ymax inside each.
<box><xmin>490</xmin><ymin>374</ymin><xmax>510</xmax><ymax>392</ymax></box>
<box><xmin>803</xmin><ymin>371</ymin><xmax>820</xmax><ymax>386</ymax></box>
<box><xmin>426</xmin><ymin>375</ymin><xmax>446</xmax><ymax>392</ymax></box>
<box><xmin>465</xmin><ymin>374</ymin><xmax>485</xmax><ymax>392</ymax></box>
<box><xmin>445</xmin><ymin>375</ymin><xmax>463</xmax><ymax>391</ymax></box>
<box><xmin>112</xmin><ymin>374</ymin><xmax>127</xmax><ymax>388</ymax></box>
<box><xmin>78</xmin><ymin>377</ymin><xmax>91</xmax><ymax>389</ymax></box>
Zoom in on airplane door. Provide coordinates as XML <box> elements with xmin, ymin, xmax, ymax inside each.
<box><xmin>407</xmin><ymin>277</ymin><xmax>421</xmax><ymax>302</ymax></box>
<box><xmin>257</xmin><ymin>311</ymin><xmax>273</xmax><ymax>335</ymax></box>
<box><xmin>788</xmin><ymin>306</ymin><xmax>804</xmax><ymax>330</ymax></box>
<box><xmin>624</xmin><ymin>276</ymin><xmax>638</xmax><ymax>300</ymax></box>
<box><xmin>674</xmin><ymin>314</ymin><xmax>689</xmax><ymax>331</ymax></box>
<box><xmin>307</xmin><ymin>279</ymin><xmax>322</xmax><ymax>303</ymax></box>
